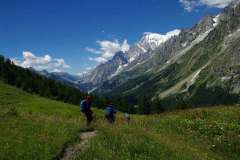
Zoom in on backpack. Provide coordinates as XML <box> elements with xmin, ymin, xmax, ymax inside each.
<box><xmin>105</xmin><ymin>106</ymin><xmax>115</xmax><ymax>117</ymax></box>
<box><xmin>80</xmin><ymin>100</ymin><xmax>88</xmax><ymax>112</ymax></box>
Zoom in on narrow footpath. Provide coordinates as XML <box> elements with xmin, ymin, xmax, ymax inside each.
<box><xmin>60</xmin><ymin>130</ymin><xmax>97</xmax><ymax>160</ymax></box>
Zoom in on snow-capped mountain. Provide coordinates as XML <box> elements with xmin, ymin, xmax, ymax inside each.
<box><xmin>139</xmin><ymin>30</ymin><xmax>181</xmax><ymax>50</ymax></box>
<box><xmin>35</xmin><ymin>1</ymin><xmax>240</xmax><ymax>109</ymax></box>
<box><xmin>127</xmin><ymin>29</ymin><xmax>181</xmax><ymax>63</ymax></box>
<box><xmin>80</xmin><ymin>13</ymin><xmax>218</xmax><ymax>93</ymax></box>
<box><xmin>80</xmin><ymin>29</ymin><xmax>181</xmax><ymax>89</ymax></box>
<box><xmin>38</xmin><ymin>12</ymin><xmax>221</xmax><ymax>96</ymax></box>
<box><xmin>94</xmin><ymin>1</ymin><xmax>240</xmax><ymax>108</ymax></box>
<box><xmin>94</xmin><ymin>14</ymin><xmax>218</xmax><ymax>93</ymax></box>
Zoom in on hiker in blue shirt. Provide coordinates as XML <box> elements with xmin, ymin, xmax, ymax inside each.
<box><xmin>80</xmin><ymin>96</ymin><xmax>93</xmax><ymax>126</ymax></box>
<box><xmin>105</xmin><ymin>103</ymin><xmax>117</xmax><ymax>123</ymax></box>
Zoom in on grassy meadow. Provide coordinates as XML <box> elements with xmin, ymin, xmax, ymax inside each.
<box><xmin>0</xmin><ymin>81</ymin><xmax>240</xmax><ymax>160</ymax></box>
<box><xmin>78</xmin><ymin>107</ymin><xmax>240</xmax><ymax>160</ymax></box>
<box><xmin>0</xmin><ymin>81</ymin><xmax>92</xmax><ymax>160</ymax></box>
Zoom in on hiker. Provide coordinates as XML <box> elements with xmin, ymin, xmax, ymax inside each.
<box><xmin>80</xmin><ymin>96</ymin><xmax>93</xmax><ymax>126</ymax></box>
<box><xmin>105</xmin><ymin>103</ymin><xmax>117</xmax><ymax>123</ymax></box>
<box><xmin>124</xmin><ymin>113</ymin><xmax>130</xmax><ymax>124</ymax></box>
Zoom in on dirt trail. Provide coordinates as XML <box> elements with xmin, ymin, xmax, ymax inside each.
<box><xmin>60</xmin><ymin>130</ymin><xmax>97</xmax><ymax>160</ymax></box>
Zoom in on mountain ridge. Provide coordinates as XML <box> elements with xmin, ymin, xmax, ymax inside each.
<box><xmin>32</xmin><ymin>1</ymin><xmax>240</xmax><ymax>109</ymax></box>
<box><xmin>90</xmin><ymin>1</ymin><xmax>240</xmax><ymax>109</ymax></box>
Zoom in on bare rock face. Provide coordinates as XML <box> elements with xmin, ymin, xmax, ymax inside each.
<box><xmin>80</xmin><ymin>14</ymin><xmax>217</xmax><ymax>92</ymax></box>
<box><xmin>85</xmin><ymin>52</ymin><xmax>128</xmax><ymax>85</ymax></box>
<box><xmin>93</xmin><ymin>15</ymin><xmax>217</xmax><ymax>92</ymax></box>
<box><xmin>43</xmin><ymin>1</ymin><xmax>240</xmax><ymax>103</ymax></box>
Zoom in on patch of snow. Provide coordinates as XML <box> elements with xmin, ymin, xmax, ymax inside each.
<box><xmin>181</xmin><ymin>42</ymin><xmax>188</xmax><ymax>47</ymax></box>
<box><xmin>190</xmin><ymin>69</ymin><xmax>202</xmax><ymax>84</ymax></box>
<box><xmin>145</xmin><ymin>68</ymin><xmax>153</xmax><ymax>73</ymax></box>
<box><xmin>129</xmin><ymin>55</ymin><xmax>138</xmax><ymax>63</ymax></box>
<box><xmin>136</xmin><ymin>62</ymin><xmax>141</xmax><ymax>66</ymax></box>
<box><xmin>196</xmin><ymin>29</ymin><xmax>212</xmax><ymax>42</ymax></box>
<box><xmin>88</xmin><ymin>87</ymin><xmax>98</xmax><ymax>94</ymax></box>
<box><xmin>188</xmin><ymin>64</ymin><xmax>209</xmax><ymax>88</ymax></box>
<box><xmin>221</xmin><ymin>76</ymin><xmax>232</xmax><ymax>81</ymax></box>
<box><xmin>136</xmin><ymin>44</ymin><xmax>147</xmax><ymax>53</ymax></box>
<box><xmin>141</xmin><ymin>29</ymin><xmax>181</xmax><ymax>50</ymax></box>
<box><xmin>213</xmin><ymin>14</ymin><xmax>220</xmax><ymax>27</ymax></box>
<box><xmin>109</xmin><ymin>65</ymin><xmax>123</xmax><ymax>78</ymax></box>
<box><xmin>123</xmin><ymin>64</ymin><xmax>128</xmax><ymax>67</ymax></box>
<box><xmin>126</xmin><ymin>29</ymin><xmax>181</xmax><ymax>67</ymax></box>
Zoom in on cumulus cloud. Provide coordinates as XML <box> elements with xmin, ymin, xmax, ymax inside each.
<box><xmin>86</xmin><ymin>39</ymin><xmax>130</xmax><ymax>63</ymax></box>
<box><xmin>12</xmin><ymin>51</ymin><xmax>70</xmax><ymax>72</ymax></box>
<box><xmin>180</xmin><ymin>0</ymin><xmax>235</xmax><ymax>12</ymax></box>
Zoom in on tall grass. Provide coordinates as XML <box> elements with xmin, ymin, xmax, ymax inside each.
<box><xmin>1</xmin><ymin>81</ymin><xmax>240</xmax><ymax>160</ymax></box>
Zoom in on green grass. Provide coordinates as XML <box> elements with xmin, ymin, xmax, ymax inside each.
<box><xmin>78</xmin><ymin>107</ymin><xmax>240</xmax><ymax>160</ymax></box>
<box><xmin>0</xmin><ymin>81</ymin><xmax>92</xmax><ymax>160</ymax></box>
<box><xmin>1</xmin><ymin>81</ymin><xmax>240</xmax><ymax>160</ymax></box>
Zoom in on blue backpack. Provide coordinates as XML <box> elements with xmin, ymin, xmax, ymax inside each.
<box><xmin>105</xmin><ymin>106</ymin><xmax>116</xmax><ymax>117</ymax></box>
<box><xmin>80</xmin><ymin>100</ymin><xmax>88</xmax><ymax>112</ymax></box>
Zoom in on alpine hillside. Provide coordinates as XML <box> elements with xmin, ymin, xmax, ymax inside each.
<box><xmin>76</xmin><ymin>0</ymin><xmax>240</xmax><ymax>110</ymax></box>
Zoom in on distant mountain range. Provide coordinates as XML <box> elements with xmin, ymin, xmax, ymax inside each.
<box><xmin>40</xmin><ymin>0</ymin><xmax>240</xmax><ymax>108</ymax></box>
<box><xmin>36</xmin><ymin>70</ymin><xmax>84</xmax><ymax>90</ymax></box>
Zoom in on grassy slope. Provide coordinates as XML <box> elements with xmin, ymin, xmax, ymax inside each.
<box><xmin>0</xmin><ymin>81</ymin><xmax>93</xmax><ymax>160</ymax></box>
<box><xmin>0</xmin><ymin>81</ymin><xmax>240</xmax><ymax>160</ymax></box>
<box><xmin>79</xmin><ymin>107</ymin><xmax>240</xmax><ymax>160</ymax></box>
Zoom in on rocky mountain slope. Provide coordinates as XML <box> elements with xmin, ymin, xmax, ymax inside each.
<box><xmin>95</xmin><ymin>15</ymin><xmax>217</xmax><ymax>93</ymax></box>
<box><xmin>36</xmin><ymin>70</ymin><xmax>84</xmax><ymax>90</ymax></box>
<box><xmin>40</xmin><ymin>1</ymin><xmax>240</xmax><ymax>108</ymax></box>
<box><xmin>80</xmin><ymin>29</ymin><xmax>181</xmax><ymax>90</ymax></box>
<box><xmin>87</xmin><ymin>1</ymin><xmax>240</xmax><ymax>108</ymax></box>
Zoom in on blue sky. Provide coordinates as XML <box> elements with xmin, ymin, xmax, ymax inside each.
<box><xmin>0</xmin><ymin>0</ymin><xmax>231</xmax><ymax>74</ymax></box>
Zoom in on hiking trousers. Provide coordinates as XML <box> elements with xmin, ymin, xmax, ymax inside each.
<box><xmin>105</xmin><ymin>115</ymin><xmax>115</xmax><ymax>123</ymax></box>
<box><xmin>84</xmin><ymin>110</ymin><xmax>93</xmax><ymax>125</ymax></box>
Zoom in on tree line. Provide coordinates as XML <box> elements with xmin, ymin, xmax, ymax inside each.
<box><xmin>0</xmin><ymin>55</ymin><xmax>101</xmax><ymax>106</ymax></box>
<box><xmin>2</xmin><ymin>54</ymin><xmax>238</xmax><ymax>115</ymax></box>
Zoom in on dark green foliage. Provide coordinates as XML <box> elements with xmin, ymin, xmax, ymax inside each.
<box><xmin>151</xmin><ymin>99</ymin><xmax>166</xmax><ymax>113</ymax></box>
<box><xmin>160</xmin><ymin>83</ymin><xmax>239</xmax><ymax>110</ymax></box>
<box><xmin>101</xmin><ymin>95</ymin><xmax>137</xmax><ymax>114</ymax></box>
<box><xmin>0</xmin><ymin>55</ymin><xmax>88</xmax><ymax>106</ymax></box>
<box><xmin>188</xmin><ymin>83</ymin><xmax>239</xmax><ymax>106</ymax></box>
<box><xmin>138</xmin><ymin>96</ymin><xmax>152</xmax><ymax>114</ymax></box>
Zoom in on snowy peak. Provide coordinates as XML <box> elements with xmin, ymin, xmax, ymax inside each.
<box><xmin>213</xmin><ymin>14</ymin><xmax>220</xmax><ymax>27</ymax></box>
<box><xmin>126</xmin><ymin>29</ymin><xmax>181</xmax><ymax>63</ymax></box>
<box><xmin>139</xmin><ymin>29</ymin><xmax>181</xmax><ymax>50</ymax></box>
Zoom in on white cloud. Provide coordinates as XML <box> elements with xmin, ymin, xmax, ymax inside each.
<box><xmin>180</xmin><ymin>0</ymin><xmax>235</xmax><ymax>12</ymax></box>
<box><xmin>12</xmin><ymin>51</ymin><xmax>70</xmax><ymax>72</ymax></box>
<box><xmin>86</xmin><ymin>39</ymin><xmax>130</xmax><ymax>63</ymax></box>
<box><xmin>201</xmin><ymin>0</ymin><xmax>236</xmax><ymax>7</ymax></box>
<box><xmin>85</xmin><ymin>47</ymin><xmax>101</xmax><ymax>54</ymax></box>
<box><xmin>179</xmin><ymin>0</ymin><xmax>199</xmax><ymax>12</ymax></box>
<box><xmin>89</xmin><ymin>57</ymin><xmax>107</xmax><ymax>63</ymax></box>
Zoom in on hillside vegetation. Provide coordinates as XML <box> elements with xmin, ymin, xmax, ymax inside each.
<box><xmin>0</xmin><ymin>81</ymin><xmax>240</xmax><ymax>160</ymax></box>
<box><xmin>0</xmin><ymin>80</ymin><xmax>91</xmax><ymax>160</ymax></box>
<box><xmin>0</xmin><ymin>55</ymin><xmax>91</xmax><ymax>105</ymax></box>
<box><xmin>87</xmin><ymin>2</ymin><xmax>240</xmax><ymax>112</ymax></box>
